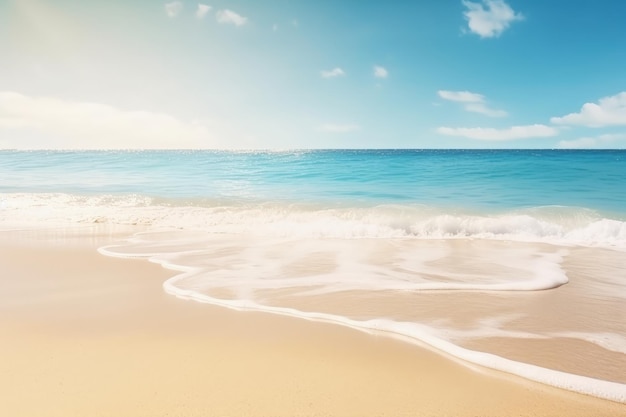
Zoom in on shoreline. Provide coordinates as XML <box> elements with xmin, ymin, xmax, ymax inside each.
<box><xmin>154</xmin><ymin>262</ymin><xmax>626</xmax><ymax>404</ymax></box>
<box><xmin>101</xmin><ymin>230</ymin><xmax>626</xmax><ymax>402</ymax></box>
<box><xmin>1</xmin><ymin>230</ymin><xmax>625</xmax><ymax>416</ymax></box>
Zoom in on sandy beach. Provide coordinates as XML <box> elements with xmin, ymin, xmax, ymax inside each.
<box><xmin>1</xmin><ymin>229</ymin><xmax>625</xmax><ymax>417</ymax></box>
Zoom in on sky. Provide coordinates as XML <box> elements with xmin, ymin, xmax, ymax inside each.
<box><xmin>1</xmin><ymin>0</ymin><xmax>625</xmax><ymax>149</ymax></box>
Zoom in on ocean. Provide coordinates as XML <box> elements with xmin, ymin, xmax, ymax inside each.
<box><xmin>1</xmin><ymin>149</ymin><xmax>625</xmax><ymax>402</ymax></box>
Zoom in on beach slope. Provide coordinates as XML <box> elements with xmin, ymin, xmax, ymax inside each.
<box><xmin>1</xmin><ymin>233</ymin><xmax>624</xmax><ymax>417</ymax></box>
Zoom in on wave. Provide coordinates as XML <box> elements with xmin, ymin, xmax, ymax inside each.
<box><xmin>1</xmin><ymin>193</ymin><xmax>625</xmax><ymax>249</ymax></box>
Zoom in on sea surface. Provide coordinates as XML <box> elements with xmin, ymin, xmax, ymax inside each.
<box><xmin>1</xmin><ymin>149</ymin><xmax>625</xmax><ymax>402</ymax></box>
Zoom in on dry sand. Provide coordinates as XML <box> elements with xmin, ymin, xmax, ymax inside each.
<box><xmin>0</xmin><ymin>231</ymin><xmax>625</xmax><ymax>417</ymax></box>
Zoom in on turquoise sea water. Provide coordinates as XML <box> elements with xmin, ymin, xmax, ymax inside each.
<box><xmin>1</xmin><ymin>149</ymin><xmax>625</xmax><ymax>215</ymax></box>
<box><xmin>1</xmin><ymin>149</ymin><xmax>625</xmax><ymax>402</ymax></box>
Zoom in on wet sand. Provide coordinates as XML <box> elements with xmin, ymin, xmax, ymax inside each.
<box><xmin>1</xmin><ymin>231</ymin><xmax>625</xmax><ymax>417</ymax></box>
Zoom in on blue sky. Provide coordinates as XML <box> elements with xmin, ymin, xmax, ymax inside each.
<box><xmin>1</xmin><ymin>0</ymin><xmax>625</xmax><ymax>149</ymax></box>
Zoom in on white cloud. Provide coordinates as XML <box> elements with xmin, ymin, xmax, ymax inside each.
<box><xmin>550</xmin><ymin>92</ymin><xmax>626</xmax><ymax>127</ymax></box>
<box><xmin>321</xmin><ymin>68</ymin><xmax>345</xmax><ymax>78</ymax></box>
<box><xmin>464</xmin><ymin>103</ymin><xmax>508</xmax><ymax>118</ymax></box>
<box><xmin>165</xmin><ymin>1</ymin><xmax>183</xmax><ymax>18</ymax></box>
<box><xmin>0</xmin><ymin>92</ymin><xmax>218</xmax><ymax>149</ymax></box>
<box><xmin>438</xmin><ymin>90</ymin><xmax>484</xmax><ymax>103</ymax></box>
<box><xmin>556</xmin><ymin>138</ymin><xmax>598</xmax><ymax>150</ymax></box>
<box><xmin>273</xmin><ymin>24</ymin><xmax>278</xmax><ymax>32</ymax></box>
<box><xmin>318</xmin><ymin>124</ymin><xmax>360</xmax><ymax>133</ymax></box>
<box><xmin>438</xmin><ymin>90</ymin><xmax>507</xmax><ymax>117</ymax></box>
<box><xmin>196</xmin><ymin>4</ymin><xmax>212</xmax><ymax>19</ymax></box>
<box><xmin>436</xmin><ymin>124</ymin><xmax>559</xmax><ymax>141</ymax></box>
<box><xmin>216</xmin><ymin>9</ymin><xmax>248</xmax><ymax>26</ymax></box>
<box><xmin>0</xmin><ymin>116</ymin><xmax>28</xmax><ymax>129</ymax></box>
<box><xmin>556</xmin><ymin>134</ymin><xmax>626</xmax><ymax>149</ymax></box>
<box><xmin>463</xmin><ymin>0</ymin><xmax>523</xmax><ymax>38</ymax></box>
<box><xmin>374</xmin><ymin>66</ymin><xmax>388</xmax><ymax>79</ymax></box>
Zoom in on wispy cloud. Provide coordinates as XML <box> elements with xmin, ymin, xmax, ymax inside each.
<box><xmin>551</xmin><ymin>92</ymin><xmax>626</xmax><ymax>127</ymax></box>
<box><xmin>318</xmin><ymin>124</ymin><xmax>360</xmax><ymax>133</ymax></box>
<box><xmin>438</xmin><ymin>90</ymin><xmax>507</xmax><ymax>117</ymax></box>
<box><xmin>0</xmin><ymin>91</ymin><xmax>217</xmax><ymax>149</ymax></box>
<box><xmin>165</xmin><ymin>1</ymin><xmax>183</xmax><ymax>18</ymax></box>
<box><xmin>216</xmin><ymin>9</ymin><xmax>248</xmax><ymax>26</ymax></box>
<box><xmin>321</xmin><ymin>68</ymin><xmax>345</xmax><ymax>78</ymax></box>
<box><xmin>462</xmin><ymin>0</ymin><xmax>523</xmax><ymax>38</ymax></box>
<box><xmin>438</xmin><ymin>90</ymin><xmax>483</xmax><ymax>102</ymax></box>
<box><xmin>374</xmin><ymin>66</ymin><xmax>388</xmax><ymax>79</ymax></box>
<box><xmin>464</xmin><ymin>103</ymin><xmax>508</xmax><ymax>118</ymax></box>
<box><xmin>556</xmin><ymin>133</ymin><xmax>626</xmax><ymax>149</ymax></box>
<box><xmin>436</xmin><ymin>124</ymin><xmax>558</xmax><ymax>141</ymax></box>
<box><xmin>196</xmin><ymin>4</ymin><xmax>212</xmax><ymax>19</ymax></box>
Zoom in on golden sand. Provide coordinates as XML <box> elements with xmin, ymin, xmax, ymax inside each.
<box><xmin>0</xmin><ymin>233</ymin><xmax>624</xmax><ymax>417</ymax></box>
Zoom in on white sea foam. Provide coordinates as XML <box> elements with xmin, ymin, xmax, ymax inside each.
<box><xmin>550</xmin><ymin>332</ymin><xmax>626</xmax><ymax>355</ymax></box>
<box><xmin>100</xmin><ymin>233</ymin><xmax>569</xmax><ymax>294</ymax></box>
<box><xmin>1</xmin><ymin>193</ymin><xmax>625</xmax><ymax>249</ymax></box>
